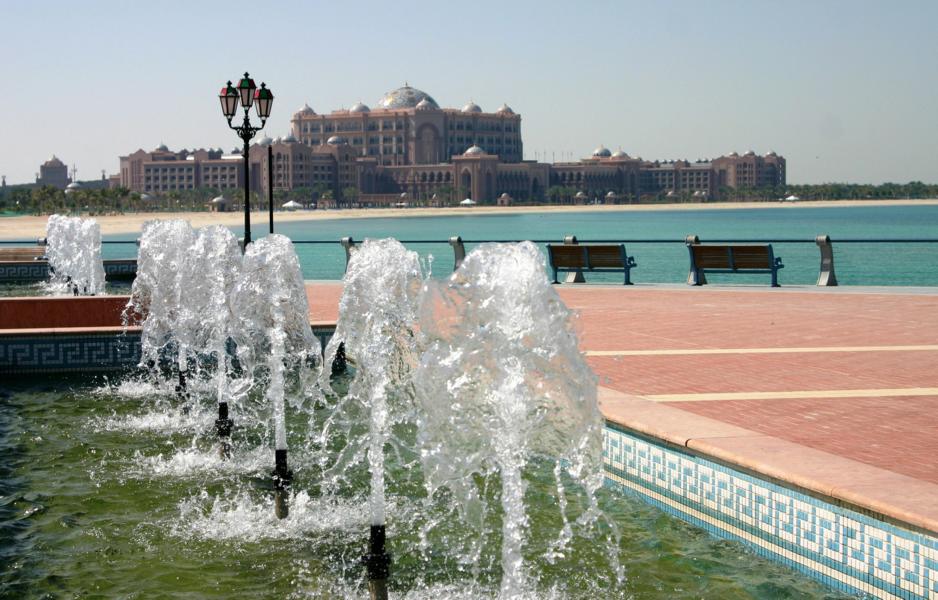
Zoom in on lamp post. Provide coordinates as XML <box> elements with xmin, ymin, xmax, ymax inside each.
<box><xmin>219</xmin><ymin>72</ymin><xmax>273</xmax><ymax>247</ymax></box>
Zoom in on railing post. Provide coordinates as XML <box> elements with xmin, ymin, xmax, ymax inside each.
<box><xmin>563</xmin><ymin>234</ymin><xmax>585</xmax><ymax>283</ymax></box>
<box><xmin>449</xmin><ymin>235</ymin><xmax>466</xmax><ymax>271</ymax></box>
<box><xmin>36</xmin><ymin>237</ymin><xmax>47</xmax><ymax>247</ymax></box>
<box><xmin>340</xmin><ymin>236</ymin><xmax>357</xmax><ymax>273</ymax></box>
<box><xmin>685</xmin><ymin>234</ymin><xmax>706</xmax><ymax>285</ymax></box>
<box><xmin>815</xmin><ymin>234</ymin><xmax>838</xmax><ymax>286</ymax></box>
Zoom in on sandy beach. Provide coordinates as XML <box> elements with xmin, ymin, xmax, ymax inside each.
<box><xmin>1</xmin><ymin>199</ymin><xmax>936</xmax><ymax>239</ymax></box>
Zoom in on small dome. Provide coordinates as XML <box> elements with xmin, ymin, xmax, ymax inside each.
<box><xmin>295</xmin><ymin>103</ymin><xmax>316</xmax><ymax>116</ymax></box>
<box><xmin>231</xmin><ymin>147</ymin><xmax>241</xmax><ymax>155</ymax></box>
<box><xmin>377</xmin><ymin>85</ymin><xmax>439</xmax><ymax>110</ymax></box>
<box><xmin>765</xmin><ymin>150</ymin><xmax>777</xmax><ymax>157</ymax></box>
<box><xmin>211</xmin><ymin>195</ymin><xmax>228</xmax><ymax>204</ymax></box>
<box><xmin>327</xmin><ymin>135</ymin><xmax>348</xmax><ymax>145</ymax></box>
<box><xmin>592</xmin><ymin>145</ymin><xmax>612</xmax><ymax>158</ymax></box>
<box><xmin>156</xmin><ymin>143</ymin><xmax>169</xmax><ymax>152</ymax></box>
<box><xmin>66</xmin><ymin>182</ymin><xmax>82</xmax><ymax>190</ymax></box>
<box><xmin>574</xmin><ymin>191</ymin><xmax>588</xmax><ymax>199</ymax></box>
<box><xmin>727</xmin><ymin>151</ymin><xmax>739</xmax><ymax>157</ymax></box>
<box><xmin>611</xmin><ymin>150</ymin><xmax>629</xmax><ymax>159</ymax></box>
<box><xmin>495</xmin><ymin>103</ymin><xmax>514</xmax><ymax>115</ymax></box>
<box><xmin>282</xmin><ymin>133</ymin><xmax>298</xmax><ymax>143</ymax></box>
<box><xmin>257</xmin><ymin>135</ymin><xmax>273</xmax><ymax>146</ymax></box>
<box><xmin>415</xmin><ymin>98</ymin><xmax>435</xmax><ymax>111</ymax></box>
<box><xmin>463</xmin><ymin>145</ymin><xmax>485</xmax><ymax>156</ymax></box>
<box><xmin>606</xmin><ymin>191</ymin><xmax>617</xmax><ymax>198</ymax></box>
<box><xmin>43</xmin><ymin>155</ymin><xmax>65</xmax><ymax>167</ymax></box>
<box><xmin>349</xmin><ymin>101</ymin><xmax>370</xmax><ymax>113</ymax></box>
<box><xmin>744</xmin><ymin>150</ymin><xmax>755</xmax><ymax>157</ymax></box>
<box><xmin>461</xmin><ymin>101</ymin><xmax>482</xmax><ymax>113</ymax></box>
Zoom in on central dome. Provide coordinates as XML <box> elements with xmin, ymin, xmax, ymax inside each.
<box><xmin>376</xmin><ymin>85</ymin><xmax>439</xmax><ymax>110</ymax></box>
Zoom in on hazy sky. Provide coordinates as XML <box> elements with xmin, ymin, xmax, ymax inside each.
<box><xmin>2</xmin><ymin>0</ymin><xmax>936</xmax><ymax>185</ymax></box>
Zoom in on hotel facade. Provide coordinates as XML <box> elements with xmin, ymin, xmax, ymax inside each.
<box><xmin>118</xmin><ymin>85</ymin><xmax>785</xmax><ymax>204</ymax></box>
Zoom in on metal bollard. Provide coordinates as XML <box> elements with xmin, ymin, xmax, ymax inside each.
<box><xmin>685</xmin><ymin>234</ymin><xmax>706</xmax><ymax>285</ymax></box>
<box><xmin>563</xmin><ymin>234</ymin><xmax>585</xmax><ymax>283</ymax></box>
<box><xmin>815</xmin><ymin>234</ymin><xmax>838</xmax><ymax>286</ymax></box>
<box><xmin>340</xmin><ymin>236</ymin><xmax>357</xmax><ymax>273</ymax></box>
<box><xmin>449</xmin><ymin>235</ymin><xmax>466</xmax><ymax>271</ymax></box>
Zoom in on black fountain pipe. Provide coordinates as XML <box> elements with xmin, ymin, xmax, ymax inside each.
<box><xmin>175</xmin><ymin>361</ymin><xmax>190</xmax><ymax>413</ymax></box>
<box><xmin>363</xmin><ymin>524</ymin><xmax>391</xmax><ymax>600</ymax></box>
<box><xmin>215</xmin><ymin>401</ymin><xmax>234</xmax><ymax>458</ymax></box>
<box><xmin>272</xmin><ymin>448</ymin><xmax>293</xmax><ymax>519</ymax></box>
<box><xmin>331</xmin><ymin>341</ymin><xmax>347</xmax><ymax>376</ymax></box>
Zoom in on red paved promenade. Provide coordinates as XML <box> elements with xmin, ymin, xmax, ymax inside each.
<box><xmin>306</xmin><ymin>282</ymin><xmax>938</xmax><ymax>532</ymax></box>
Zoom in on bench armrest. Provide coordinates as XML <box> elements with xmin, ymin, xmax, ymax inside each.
<box><xmin>774</xmin><ymin>257</ymin><xmax>784</xmax><ymax>269</ymax></box>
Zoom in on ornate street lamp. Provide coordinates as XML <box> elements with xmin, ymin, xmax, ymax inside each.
<box><xmin>218</xmin><ymin>72</ymin><xmax>273</xmax><ymax>246</ymax></box>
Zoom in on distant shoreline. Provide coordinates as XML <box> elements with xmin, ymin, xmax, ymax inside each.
<box><xmin>1</xmin><ymin>198</ymin><xmax>936</xmax><ymax>239</ymax></box>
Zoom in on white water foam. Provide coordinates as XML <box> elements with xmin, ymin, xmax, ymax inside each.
<box><xmin>173</xmin><ymin>490</ymin><xmax>367</xmax><ymax>542</ymax></box>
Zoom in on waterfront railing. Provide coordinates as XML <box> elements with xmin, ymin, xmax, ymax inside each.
<box><xmin>2</xmin><ymin>235</ymin><xmax>937</xmax><ymax>287</ymax></box>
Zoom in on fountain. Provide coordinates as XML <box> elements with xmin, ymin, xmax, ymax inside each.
<box><xmin>126</xmin><ymin>220</ymin><xmax>199</xmax><ymax>397</ymax></box>
<box><xmin>413</xmin><ymin>241</ymin><xmax>611</xmax><ymax>597</ymax></box>
<box><xmin>230</xmin><ymin>234</ymin><xmax>322</xmax><ymax>518</ymax></box>
<box><xmin>188</xmin><ymin>225</ymin><xmax>243</xmax><ymax>456</ymax></box>
<box><xmin>43</xmin><ymin>214</ymin><xmax>105</xmax><ymax>296</ymax></box>
<box><xmin>128</xmin><ymin>223</ymin><xmax>321</xmax><ymax>516</ymax></box>
<box><xmin>320</xmin><ymin>238</ymin><xmax>424</xmax><ymax>598</ymax></box>
<box><xmin>1</xmin><ymin>221</ymin><xmax>872</xmax><ymax>598</ymax></box>
<box><xmin>123</xmin><ymin>225</ymin><xmax>624</xmax><ymax>594</ymax></box>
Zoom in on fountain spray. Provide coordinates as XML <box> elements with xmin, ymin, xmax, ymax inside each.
<box><xmin>190</xmin><ymin>226</ymin><xmax>243</xmax><ymax>457</ymax></box>
<box><xmin>320</xmin><ymin>238</ymin><xmax>423</xmax><ymax>596</ymax></box>
<box><xmin>414</xmin><ymin>242</ymin><xmax>606</xmax><ymax>597</ymax></box>
<box><xmin>44</xmin><ymin>215</ymin><xmax>105</xmax><ymax>296</ymax></box>
<box><xmin>231</xmin><ymin>234</ymin><xmax>320</xmax><ymax>519</ymax></box>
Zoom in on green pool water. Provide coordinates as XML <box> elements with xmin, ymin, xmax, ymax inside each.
<box><xmin>0</xmin><ymin>374</ymin><xmax>852</xmax><ymax>599</ymax></box>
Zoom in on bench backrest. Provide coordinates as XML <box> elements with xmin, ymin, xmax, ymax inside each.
<box><xmin>547</xmin><ymin>244</ymin><xmax>625</xmax><ymax>269</ymax></box>
<box><xmin>0</xmin><ymin>247</ymin><xmax>46</xmax><ymax>261</ymax></box>
<box><xmin>690</xmin><ymin>244</ymin><xmax>772</xmax><ymax>270</ymax></box>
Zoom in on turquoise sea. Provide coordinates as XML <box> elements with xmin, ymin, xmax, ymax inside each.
<box><xmin>99</xmin><ymin>204</ymin><xmax>938</xmax><ymax>286</ymax></box>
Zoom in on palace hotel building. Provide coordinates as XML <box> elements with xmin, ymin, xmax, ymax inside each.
<box><xmin>118</xmin><ymin>85</ymin><xmax>785</xmax><ymax>204</ymax></box>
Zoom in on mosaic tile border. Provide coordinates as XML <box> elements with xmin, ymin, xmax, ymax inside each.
<box><xmin>603</xmin><ymin>424</ymin><xmax>938</xmax><ymax>599</ymax></box>
<box><xmin>0</xmin><ymin>261</ymin><xmax>49</xmax><ymax>283</ymax></box>
<box><xmin>0</xmin><ymin>259</ymin><xmax>137</xmax><ymax>283</ymax></box>
<box><xmin>0</xmin><ymin>332</ymin><xmax>142</xmax><ymax>374</ymax></box>
<box><xmin>0</xmin><ymin>326</ymin><xmax>335</xmax><ymax>375</ymax></box>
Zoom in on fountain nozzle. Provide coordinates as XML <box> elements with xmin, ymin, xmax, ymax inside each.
<box><xmin>363</xmin><ymin>524</ymin><xmax>391</xmax><ymax>599</ymax></box>
<box><xmin>215</xmin><ymin>401</ymin><xmax>234</xmax><ymax>458</ymax></box>
<box><xmin>331</xmin><ymin>341</ymin><xmax>347</xmax><ymax>376</ymax></box>
<box><xmin>272</xmin><ymin>448</ymin><xmax>293</xmax><ymax>519</ymax></box>
<box><xmin>215</xmin><ymin>402</ymin><xmax>233</xmax><ymax>436</ymax></box>
<box><xmin>176</xmin><ymin>367</ymin><xmax>189</xmax><ymax>398</ymax></box>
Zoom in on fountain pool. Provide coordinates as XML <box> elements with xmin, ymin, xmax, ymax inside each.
<box><xmin>0</xmin><ymin>374</ymin><xmax>850</xmax><ymax>599</ymax></box>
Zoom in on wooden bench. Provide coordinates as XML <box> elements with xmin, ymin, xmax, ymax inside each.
<box><xmin>686</xmin><ymin>240</ymin><xmax>783</xmax><ymax>287</ymax></box>
<box><xmin>547</xmin><ymin>243</ymin><xmax>637</xmax><ymax>285</ymax></box>
<box><xmin>0</xmin><ymin>247</ymin><xmax>46</xmax><ymax>261</ymax></box>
